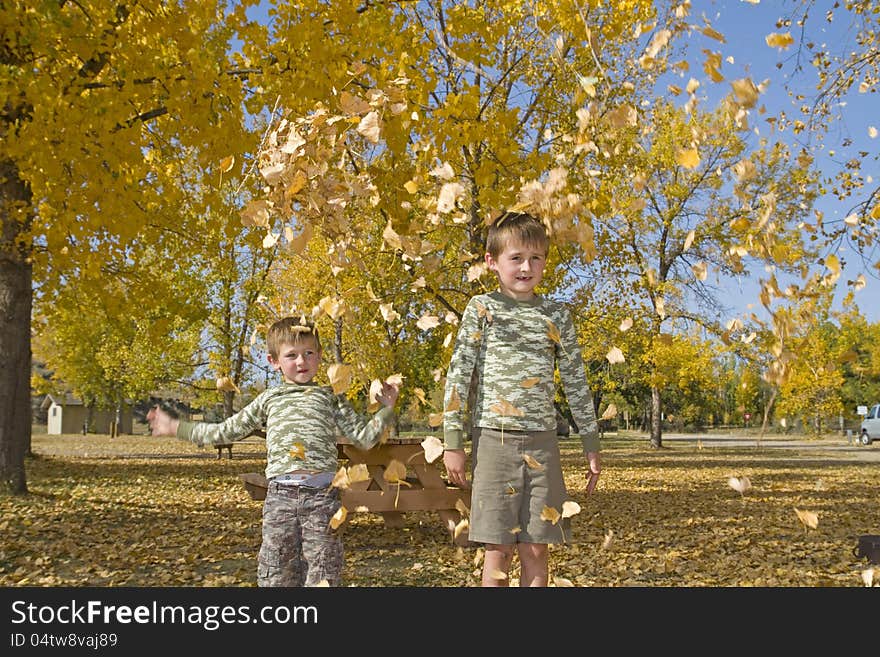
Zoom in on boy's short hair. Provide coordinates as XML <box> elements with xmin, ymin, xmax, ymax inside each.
<box><xmin>486</xmin><ymin>212</ymin><xmax>549</xmax><ymax>257</ymax></box>
<box><xmin>266</xmin><ymin>316</ymin><xmax>321</xmax><ymax>358</ymax></box>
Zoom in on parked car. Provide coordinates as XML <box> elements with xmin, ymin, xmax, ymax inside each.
<box><xmin>860</xmin><ymin>403</ymin><xmax>880</xmax><ymax>445</ymax></box>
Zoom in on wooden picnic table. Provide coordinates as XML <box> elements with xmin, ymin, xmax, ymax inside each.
<box><xmin>239</xmin><ymin>436</ymin><xmax>471</xmax><ymax>546</ymax></box>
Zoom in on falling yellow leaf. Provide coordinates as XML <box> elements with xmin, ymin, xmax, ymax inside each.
<box><xmin>491</xmin><ymin>399</ymin><xmax>524</xmax><ymax>417</ymax></box>
<box><xmin>601</xmin><ymin>529</ymin><xmax>615</xmax><ymax>550</ymax></box>
<box><xmin>545</xmin><ymin>319</ymin><xmax>562</xmax><ymax>346</ymax></box>
<box><xmin>683</xmin><ymin>230</ymin><xmax>695</xmax><ymax>251</ymax></box>
<box><xmin>421</xmin><ymin>436</ymin><xmax>444</xmax><ymax>464</ymax></box>
<box><xmin>869</xmin><ymin>126</ymin><xmax>878</xmax><ymax>139</ymax></box>
<box><xmin>606</xmin><ymin>346</ymin><xmax>625</xmax><ymax>364</ymax></box>
<box><xmin>765</xmin><ymin>32</ymin><xmax>794</xmax><ymax>49</ymax></box>
<box><xmin>794</xmin><ymin>507</ymin><xmax>819</xmax><ymax>530</ymax></box>
<box><xmin>541</xmin><ymin>506</ymin><xmax>561</xmax><ymax>525</ymax></box>
<box><xmin>315</xmin><ymin>579</ymin><xmax>330</xmax><ymax>587</ymax></box>
<box><xmin>385</xmin><ymin>373</ymin><xmax>404</xmax><ymax>386</ymax></box>
<box><xmin>331</xmin><ymin>467</ymin><xmax>350</xmax><ymax>489</ymax></box>
<box><xmin>853</xmin><ymin>274</ymin><xmax>866</xmax><ymax>291</ymax></box>
<box><xmin>453</xmin><ymin>518</ymin><xmax>469</xmax><ymax>541</ymax></box>
<box><xmin>676</xmin><ymin>148</ymin><xmax>700</xmax><ymax>169</ymax></box>
<box><xmin>413</xmin><ymin>387</ymin><xmax>427</xmax><ymax>405</ymax></box>
<box><xmin>289</xmin><ymin>443</ymin><xmax>306</xmax><ymax>460</ymax></box>
<box><xmin>403</xmin><ymin>179</ymin><xmax>419</xmax><ymax>194</ymax></box>
<box><xmin>731</xmin><ymin>78</ymin><xmax>760</xmax><ymax>108</ymax></box>
<box><xmin>727</xmin><ymin>476</ymin><xmax>751</xmax><ymax>495</ymax></box>
<box><xmin>506</xmin><ymin>483</ymin><xmax>517</xmax><ymax>495</ymax></box>
<box><xmin>509</xmin><ymin>526</ymin><xmax>521</xmax><ymax>535</ymax></box>
<box><xmin>475</xmin><ymin>301</ymin><xmax>493</xmax><ymax>322</ymax></box>
<box><xmin>523</xmin><ymin>454</ymin><xmax>544</xmax><ymax>471</ymax></box>
<box><xmin>561</xmin><ymin>501</ymin><xmax>581</xmax><ymax>518</ymax></box>
<box><xmin>347</xmin><ymin>463</ymin><xmax>370</xmax><ymax>484</ymax></box>
<box><xmin>428</xmin><ymin>412</ymin><xmax>443</xmax><ymax>427</ymax></box>
<box><xmin>824</xmin><ymin>253</ymin><xmax>841</xmax><ymax>276</ymax></box>
<box><xmin>619</xmin><ymin>317</ymin><xmax>633</xmax><ymax>332</ymax></box>
<box><xmin>356</xmin><ymin>110</ymin><xmax>381</xmax><ymax>143</ymax></box>
<box><xmin>552</xmin><ymin>577</ymin><xmax>575</xmax><ymax>587</ymax></box>
<box><xmin>219</xmin><ymin>155</ymin><xmax>235</xmax><ymax>172</ymax></box>
<box><xmin>445</xmin><ymin>385</ymin><xmax>461</xmax><ymax>412</ymax></box>
<box><xmin>417</xmin><ymin>314</ymin><xmax>440</xmax><ymax>330</ymax></box>
<box><xmin>327</xmin><ymin>363</ymin><xmax>353</xmax><ymax>395</ymax></box>
<box><xmin>329</xmin><ymin>506</ymin><xmax>348</xmax><ymax>530</ymax></box>
<box><xmin>520</xmin><ymin>377</ymin><xmax>541</xmax><ymax>388</ymax></box>
<box><xmin>216</xmin><ymin>376</ymin><xmax>240</xmax><ymax>394</ymax></box>
<box><xmin>861</xmin><ymin>568</ymin><xmax>874</xmax><ymax>588</ymax></box>
<box><xmin>601</xmin><ymin>403</ymin><xmax>618</xmax><ymax>420</ymax></box>
<box><xmin>455</xmin><ymin>498</ymin><xmax>470</xmax><ymax>517</ymax></box>
<box><xmin>488</xmin><ymin>569</ymin><xmax>508</xmax><ymax>581</ymax></box>
<box><xmin>379</xmin><ymin>303</ymin><xmax>400</xmax><ymax>323</ymax></box>
<box><xmin>367</xmin><ymin>378</ymin><xmax>384</xmax><ymax>413</ymax></box>
<box><xmin>383</xmin><ymin>459</ymin><xmax>408</xmax><ymax>484</ymax></box>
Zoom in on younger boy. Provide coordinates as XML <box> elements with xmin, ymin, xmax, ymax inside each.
<box><xmin>147</xmin><ymin>316</ymin><xmax>399</xmax><ymax>587</ymax></box>
<box><xmin>442</xmin><ymin>212</ymin><xmax>601</xmax><ymax>587</ymax></box>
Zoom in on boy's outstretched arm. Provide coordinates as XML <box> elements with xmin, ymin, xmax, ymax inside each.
<box><xmin>146</xmin><ymin>405</ymin><xmax>180</xmax><ymax>437</ymax></box>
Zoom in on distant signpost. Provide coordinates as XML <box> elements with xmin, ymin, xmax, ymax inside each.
<box><xmin>857</xmin><ymin>405</ymin><xmax>868</xmax><ymax>416</ymax></box>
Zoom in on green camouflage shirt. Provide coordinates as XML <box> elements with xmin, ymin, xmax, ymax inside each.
<box><xmin>176</xmin><ymin>382</ymin><xmax>394</xmax><ymax>479</ymax></box>
<box><xmin>442</xmin><ymin>291</ymin><xmax>599</xmax><ymax>453</ymax></box>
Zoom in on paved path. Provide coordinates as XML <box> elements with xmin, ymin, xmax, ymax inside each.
<box><xmin>622</xmin><ymin>432</ymin><xmax>880</xmax><ymax>463</ymax></box>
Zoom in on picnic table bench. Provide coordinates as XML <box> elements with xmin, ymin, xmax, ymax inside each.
<box><xmin>239</xmin><ymin>436</ymin><xmax>471</xmax><ymax>545</ymax></box>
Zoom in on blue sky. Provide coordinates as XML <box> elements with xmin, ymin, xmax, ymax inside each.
<box><xmin>690</xmin><ymin>1</ymin><xmax>878</xmax><ymax>323</ymax></box>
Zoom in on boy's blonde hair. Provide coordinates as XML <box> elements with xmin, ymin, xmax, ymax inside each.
<box><xmin>486</xmin><ymin>212</ymin><xmax>549</xmax><ymax>257</ymax></box>
<box><xmin>266</xmin><ymin>316</ymin><xmax>321</xmax><ymax>359</ymax></box>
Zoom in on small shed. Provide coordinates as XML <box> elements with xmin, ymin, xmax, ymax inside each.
<box><xmin>40</xmin><ymin>394</ymin><xmax>133</xmax><ymax>435</ymax></box>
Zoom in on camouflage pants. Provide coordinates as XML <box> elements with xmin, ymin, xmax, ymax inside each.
<box><xmin>257</xmin><ymin>481</ymin><xmax>344</xmax><ymax>587</ymax></box>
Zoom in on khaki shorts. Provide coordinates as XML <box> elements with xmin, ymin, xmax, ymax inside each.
<box><xmin>469</xmin><ymin>427</ymin><xmax>570</xmax><ymax>545</ymax></box>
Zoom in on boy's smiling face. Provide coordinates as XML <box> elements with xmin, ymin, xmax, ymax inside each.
<box><xmin>268</xmin><ymin>336</ymin><xmax>322</xmax><ymax>384</ymax></box>
<box><xmin>485</xmin><ymin>239</ymin><xmax>547</xmax><ymax>300</ymax></box>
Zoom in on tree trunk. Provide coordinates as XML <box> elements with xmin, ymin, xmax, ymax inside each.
<box><xmin>759</xmin><ymin>387</ymin><xmax>778</xmax><ymax>438</ymax></box>
<box><xmin>650</xmin><ymin>385</ymin><xmax>663</xmax><ymax>448</ymax></box>
<box><xmin>0</xmin><ymin>157</ymin><xmax>33</xmax><ymax>495</ymax></box>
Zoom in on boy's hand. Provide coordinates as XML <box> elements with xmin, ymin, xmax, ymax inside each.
<box><xmin>377</xmin><ymin>381</ymin><xmax>400</xmax><ymax>408</ymax></box>
<box><xmin>146</xmin><ymin>405</ymin><xmax>179</xmax><ymax>437</ymax></box>
<box><xmin>443</xmin><ymin>449</ymin><xmax>469</xmax><ymax>489</ymax></box>
<box><xmin>585</xmin><ymin>451</ymin><xmax>601</xmax><ymax>495</ymax></box>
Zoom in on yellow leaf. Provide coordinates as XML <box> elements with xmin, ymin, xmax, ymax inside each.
<box><xmin>523</xmin><ymin>454</ymin><xmax>544</xmax><ymax>471</ymax></box>
<box><xmin>219</xmin><ymin>155</ymin><xmax>235</xmax><ymax>172</ymax></box>
<box><xmin>765</xmin><ymin>32</ymin><xmax>794</xmax><ymax>49</ymax></box>
<box><xmin>356</xmin><ymin>110</ymin><xmax>381</xmax><ymax>143</ymax></box>
<box><xmin>488</xmin><ymin>569</ymin><xmax>508</xmax><ymax>581</ymax></box>
<box><xmin>413</xmin><ymin>387</ymin><xmax>427</xmax><ymax>405</ymax></box>
<box><xmin>824</xmin><ymin>253</ymin><xmax>840</xmax><ymax>276</ymax></box>
<box><xmin>676</xmin><ymin>148</ymin><xmax>700</xmax><ymax>169</ymax></box>
<box><xmin>385</xmin><ymin>373</ymin><xmax>403</xmax><ymax>386</ymax></box>
<box><xmin>541</xmin><ymin>505</ymin><xmax>561</xmax><ymax>525</ymax></box>
<box><xmin>417</xmin><ymin>314</ymin><xmax>440</xmax><ymax>330</ymax></box>
<box><xmin>475</xmin><ymin>301</ymin><xmax>493</xmax><ymax>322</ymax></box>
<box><xmin>289</xmin><ymin>443</ymin><xmax>306</xmax><ymax>460</ymax></box>
<box><xmin>701</xmin><ymin>26</ymin><xmax>725</xmax><ymax>43</ymax></box>
<box><xmin>455</xmin><ymin>498</ymin><xmax>470</xmax><ymax>517</ymax></box>
<box><xmin>553</xmin><ymin>577</ymin><xmax>575</xmax><ymax>587</ymax></box>
<box><xmin>331</xmin><ymin>467</ymin><xmax>350</xmax><ymax>489</ymax></box>
<box><xmin>601</xmin><ymin>403</ymin><xmax>618</xmax><ymax>420</ymax></box>
<box><xmin>421</xmin><ymin>436</ymin><xmax>444</xmax><ymax>464</ymax></box>
<box><xmin>606</xmin><ymin>346</ymin><xmax>625</xmax><ymax>364</ymax></box>
<box><xmin>683</xmin><ymin>230</ymin><xmax>695</xmax><ymax>251</ymax></box>
<box><xmin>403</xmin><ymin>179</ymin><xmax>419</xmax><ymax>194</ymax></box>
<box><xmin>509</xmin><ymin>526</ymin><xmax>521</xmax><ymax>535</ymax></box>
<box><xmin>216</xmin><ymin>376</ymin><xmax>240</xmax><ymax>393</ymax></box>
<box><xmin>692</xmin><ymin>261</ymin><xmax>708</xmax><ymax>281</ymax></box>
<box><xmin>561</xmin><ymin>500</ymin><xmax>581</xmax><ymax>518</ymax></box>
<box><xmin>347</xmin><ymin>463</ymin><xmax>370</xmax><ymax>484</ymax></box>
<box><xmin>445</xmin><ymin>385</ymin><xmax>461</xmax><ymax>412</ymax></box>
<box><xmin>329</xmin><ymin>506</ymin><xmax>348</xmax><ymax>530</ymax></box>
<box><xmin>619</xmin><ymin>317</ymin><xmax>633</xmax><ymax>332</ymax></box>
<box><xmin>367</xmin><ymin>379</ymin><xmax>384</xmax><ymax>413</ymax></box>
<box><xmin>383</xmin><ymin>459</ymin><xmax>408</xmax><ymax>484</ymax></box>
<box><xmin>862</xmin><ymin>568</ymin><xmax>874</xmax><ymax>588</ymax></box>
<box><xmin>794</xmin><ymin>507</ymin><xmax>818</xmax><ymax>530</ymax></box>
<box><xmin>428</xmin><ymin>412</ymin><xmax>443</xmax><ymax>427</ymax></box>
<box><xmin>327</xmin><ymin>363</ymin><xmax>353</xmax><ymax>395</ymax></box>
<box><xmin>731</xmin><ymin>78</ymin><xmax>760</xmax><ymax>108</ymax></box>
<box><xmin>287</xmin><ymin>223</ymin><xmax>312</xmax><ymax>255</ymax></box>
<box><xmin>453</xmin><ymin>518</ymin><xmax>469</xmax><ymax>541</ymax></box>
<box><xmin>727</xmin><ymin>476</ymin><xmax>751</xmax><ymax>495</ymax></box>
<box><xmin>869</xmin><ymin>126</ymin><xmax>878</xmax><ymax>139</ymax></box>
<box><xmin>520</xmin><ymin>377</ymin><xmax>541</xmax><ymax>388</ymax></box>
<box><xmin>601</xmin><ymin>529</ymin><xmax>615</xmax><ymax>550</ymax></box>
<box><xmin>546</xmin><ymin>319</ymin><xmax>562</xmax><ymax>345</ymax></box>
<box><xmin>490</xmin><ymin>399</ymin><xmax>524</xmax><ymax>417</ymax></box>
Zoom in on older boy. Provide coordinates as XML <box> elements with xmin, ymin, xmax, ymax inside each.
<box><xmin>443</xmin><ymin>212</ymin><xmax>600</xmax><ymax>586</ymax></box>
<box><xmin>147</xmin><ymin>316</ymin><xmax>399</xmax><ymax>587</ymax></box>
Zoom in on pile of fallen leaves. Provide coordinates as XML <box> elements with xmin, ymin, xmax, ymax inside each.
<box><xmin>1</xmin><ymin>433</ymin><xmax>877</xmax><ymax>587</ymax></box>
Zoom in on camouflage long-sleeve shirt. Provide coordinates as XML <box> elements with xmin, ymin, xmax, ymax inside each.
<box><xmin>176</xmin><ymin>382</ymin><xmax>394</xmax><ymax>479</ymax></box>
<box><xmin>442</xmin><ymin>291</ymin><xmax>599</xmax><ymax>453</ymax></box>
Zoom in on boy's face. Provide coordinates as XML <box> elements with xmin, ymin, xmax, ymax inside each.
<box><xmin>267</xmin><ymin>336</ymin><xmax>322</xmax><ymax>385</ymax></box>
<box><xmin>485</xmin><ymin>239</ymin><xmax>547</xmax><ymax>300</ymax></box>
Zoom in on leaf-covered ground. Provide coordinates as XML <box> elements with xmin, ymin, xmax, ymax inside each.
<box><xmin>1</xmin><ymin>433</ymin><xmax>877</xmax><ymax>587</ymax></box>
